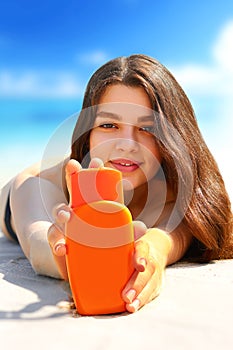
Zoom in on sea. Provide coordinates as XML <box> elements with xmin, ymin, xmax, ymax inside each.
<box><xmin>0</xmin><ymin>98</ymin><xmax>82</xmax><ymax>187</ymax></box>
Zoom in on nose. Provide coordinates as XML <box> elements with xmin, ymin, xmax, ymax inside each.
<box><xmin>115</xmin><ymin>127</ymin><xmax>139</xmax><ymax>153</ymax></box>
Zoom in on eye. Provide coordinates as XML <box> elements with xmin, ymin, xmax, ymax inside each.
<box><xmin>99</xmin><ymin>123</ymin><xmax>117</xmax><ymax>129</ymax></box>
<box><xmin>139</xmin><ymin>125</ymin><xmax>154</xmax><ymax>134</ymax></box>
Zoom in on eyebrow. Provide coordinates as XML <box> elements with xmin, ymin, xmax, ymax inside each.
<box><xmin>96</xmin><ymin>111</ymin><xmax>155</xmax><ymax>123</ymax></box>
<box><xmin>96</xmin><ymin>111</ymin><xmax>121</xmax><ymax>120</ymax></box>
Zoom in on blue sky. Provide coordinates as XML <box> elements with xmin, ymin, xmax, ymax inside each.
<box><xmin>0</xmin><ymin>0</ymin><xmax>233</xmax><ymax>198</ymax></box>
<box><xmin>1</xmin><ymin>1</ymin><xmax>233</xmax><ymax>70</ymax></box>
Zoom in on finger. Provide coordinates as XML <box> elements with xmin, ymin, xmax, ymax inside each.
<box><xmin>133</xmin><ymin>220</ymin><xmax>147</xmax><ymax>240</ymax></box>
<box><xmin>126</xmin><ymin>270</ymin><xmax>162</xmax><ymax>313</ymax></box>
<box><xmin>65</xmin><ymin>159</ymin><xmax>82</xmax><ymax>196</ymax></box>
<box><xmin>66</xmin><ymin>159</ymin><xmax>82</xmax><ymax>174</ymax></box>
<box><xmin>47</xmin><ymin>224</ymin><xmax>66</xmax><ymax>256</ymax></box>
<box><xmin>52</xmin><ymin>203</ymin><xmax>71</xmax><ymax>224</ymax></box>
<box><xmin>134</xmin><ymin>240</ymin><xmax>150</xmax><ymax>272</ymax></box>
<box><xmin>122</xmin><ymin>256</ymin><xmax>156</xmax><ymax>304</ymax></box>
<box><xmin>89</xmin><ymin>157</ymin><xmax>104</xmax><ymax>168</ymax></box>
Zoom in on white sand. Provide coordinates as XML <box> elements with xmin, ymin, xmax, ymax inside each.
<box><xmin>1</xmin><ymin>231</ymin><xmax>233</xmax><ymax>350</ymax></box>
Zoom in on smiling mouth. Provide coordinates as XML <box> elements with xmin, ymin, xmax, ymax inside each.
<box><xmin>110</xmin><ymin>159</ymin><xmax>141</xmax><ymax>172</ymax></box>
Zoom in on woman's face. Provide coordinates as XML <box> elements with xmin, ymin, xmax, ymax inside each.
<box><xmin>89</xmin><ymin>84</ymin><xmax>162</xmax><ymax>190</ymax></box>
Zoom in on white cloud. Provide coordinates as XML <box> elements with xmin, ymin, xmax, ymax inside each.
<box><xmin>213</xmin><ymin>21</ymin><xmax>233</xmax><ymax>72</ymax></box>
<box><xmin>169</xmin><ymin>20</ymin><xmax>233</xmax><ymax>200</ymax></box>
<box><xmin>170</xmin><ymin>20</ymin><xmax>233</xmax><ymax>97</ymax></box>
<box><xmin>0</xmin><ymin>50</ymin><xmax>110</xmax><ymax>98</ymax></box>
<box><xmin>170</xmin><ymin>64</ymin><xmax>220</xmax><ymax>95</ymax></box>
<box><xmin>0</xmin><ymin>70</ymin><xmax>83</xmax><ymax>98</ymax></box>
<box><xmin>77</xmin><ymin>50</ymin><xmax>109</xmax><ymax>66</ymax></box>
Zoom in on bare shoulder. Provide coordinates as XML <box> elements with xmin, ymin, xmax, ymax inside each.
<box><xmin>11</xmin><ymin>157</ymin><xmax>69</xmax><ymax>194</ymax></box>
<box><xmin>39</xmin><ymin>157</ymin><xmax>69</xmax><ymax>195</ymax></box>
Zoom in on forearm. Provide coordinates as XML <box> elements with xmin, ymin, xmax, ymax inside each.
<box><xmin>142</xmin><ymin>225</ymin><xmax>192</xmax><ymax>268</ymax></box>
<box><xmin>11</xmin><ymin>174</ymin><xmax>66</xmax><ymax>278</ymax></box>
<box><xmin>166</xmin><ymin>224</ymin><xmax>193</xmax><ymax>265</ymax></box>
<box><xmin>141</xmin><ymin>228</ymin><xmax>172</xmax><ymax>268</ymax></box>
<box><xmin>27</xmin><ymin>221</ymin><xmax>62</xmax><ymax>278</ymax></box>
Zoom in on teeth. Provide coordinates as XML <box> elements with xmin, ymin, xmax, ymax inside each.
<box><xmin>120</xmin><ymin>163</ymin><xmax>132</xmax><ymax>166</ymax></box>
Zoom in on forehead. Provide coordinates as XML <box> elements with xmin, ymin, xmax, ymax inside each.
<box><xmin>96</xmin><ymin>103</ymin><xmax>154</xmax><ymax>123</ymax></box>
<box><xmin>99</xmin><ymin>84</ymin><xmax>152</xmax><ymax>108</ymax></box>
<box><xmin>97</xmin><ymin>85</ymin><xmax>153</xmax><ymax>122</ymax></box>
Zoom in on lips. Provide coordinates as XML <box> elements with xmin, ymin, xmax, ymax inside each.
<box><xmin>110</xmin><ymin>158</ymin><xmax>141</xmax><ymax>173</ymax></box>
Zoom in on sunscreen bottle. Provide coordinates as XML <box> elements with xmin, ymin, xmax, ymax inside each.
<box><xmin>65</xmin><ymin>167</ymin><xmax>134</xmax><ymax>315</ymax></box>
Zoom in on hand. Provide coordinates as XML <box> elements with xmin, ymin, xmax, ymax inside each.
<box><xmin>121</xmin><ymin>227</ymin><xmax>171</xmax><ymax>313</ymax></box>
<box><xmin>47</xmin><ymin>158</ymin><xmax>104</xmax><ymax>279</ymax></box>
<box><xmin>48</xmin><ymin>157</ymin><xmax>171</xmax><ymax>311</ymax></box>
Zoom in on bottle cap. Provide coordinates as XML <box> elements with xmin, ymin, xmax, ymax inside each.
<box><xmin>70</xmin><ymin>167</ymin><xmax>124</xmax><ymax>208</ymax></box>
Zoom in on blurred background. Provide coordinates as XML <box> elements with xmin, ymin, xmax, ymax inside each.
<box><xmin>0</xmin><ymin>0</ymin><xmax>233</xmax><ymax>200</ymax></box>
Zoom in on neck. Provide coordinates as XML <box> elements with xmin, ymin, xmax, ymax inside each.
<box><xmin>124</xmin><ymin>182</ymin><xmax>149</xmax><ymax>219</ymax></box>
<box><xmin>124</xmin><ymin>177</ymin><xmax>170</xmax><ymax>224</ymax></box>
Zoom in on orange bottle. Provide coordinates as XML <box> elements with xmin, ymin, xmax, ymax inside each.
<box><xmin>65</xmin><ymin>167</ymin><xmax>135</xmax><ymax>315</ymax></box>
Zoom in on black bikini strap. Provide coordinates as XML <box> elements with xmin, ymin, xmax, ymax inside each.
<box><xmin>4</xmin><ymin>193</ymin><xmax>19</xmax><ymax>243</ymax></box>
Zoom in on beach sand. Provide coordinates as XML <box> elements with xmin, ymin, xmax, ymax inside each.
<box><xmin>0</xmin><ymin>168</ymin><xmax>233</xmax><ymax>350</ymax></box>
<box><xmin>1</xmin><ymin>231</ymin><xmax>233</xmax><ymax>350</ymax></box>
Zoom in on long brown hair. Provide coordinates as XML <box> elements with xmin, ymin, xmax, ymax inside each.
<box><xmin>71</xmin><ymin>54</ymin><xmax>233</xmax><ymax>261</ymax></box>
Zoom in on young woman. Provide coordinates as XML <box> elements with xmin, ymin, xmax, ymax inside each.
<box><xmin>1</xmin><ymin>54</ymin><xmax>232</xmax><ymax>313</ymax></box>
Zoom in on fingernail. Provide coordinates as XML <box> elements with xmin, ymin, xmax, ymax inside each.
<box><xmin>59</xmin><ymin>210</ymin><xmax>70</xmax><ymax>222</ymax></box>
<box><xmin>138</xmin><ymin>258</ymin><xmax>146</xmax><ymax>271</ymax></box>
<box><xmin>125</xmin><ymin>289</ymin><xmax>136</xmax><ymax>302</ymax></box>
<box><xmin>131</xmin><ymin>299</ymin><xmax>140</xmax><ymax>312</ymax></box>
<box><xmin>55</xmin><ymin>244</ymin><xmax>64</xmax><ymax>254</ymax></box>
<box><xmin>59</xmin><ymin>210</ymin><xmax>68</xmax><ymax>216</ymax></box>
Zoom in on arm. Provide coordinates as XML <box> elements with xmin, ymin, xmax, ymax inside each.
<box><xmin>167</xmin><ymin>224</ymin><xmax>193</xmax><ymax>265</ymax></box>
<box><xmin>121</xmin><ymin>224</ymin><xmax>193</xmax><ymax>312</ymax></box>
<box><xmin>10</xmin><ymin>163</ymin><xmax>67</xmax><ymax>278</ymax></box>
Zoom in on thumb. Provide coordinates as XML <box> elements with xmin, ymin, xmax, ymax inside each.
<box><xmin>48</xmin><ymin>224</ymin><xmax>66</xmax><ymax>256</ymax></box>
<box><xmin>65</xmin><ymin>159</ymin><xmax>82</xmax><ymax>201</ymax></box>
<box><xmin>133</xmin><ymin>220</ymin><xmax>147</xmax><ymax>240</ymax></box>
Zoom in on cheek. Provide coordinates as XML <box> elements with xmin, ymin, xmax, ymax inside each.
<box><xmin>146</xmin><ymin>155</ymin><xmax>161</xmax><ymax>180</ymax></box>
<box><xmin>142</xmin><ymin>141</ymin><xmax>162</xmax><ymax>179</ymax></box>
<box><xmin>89</xmin><ymin>132</ymin><xmax>112</xmax><ymax>159</ymax></box>
<box><xmin>89</xmin><ymin>131</ymin><xmax>101</xmax><ymax>155</ymax></box>
<box><xmin>143</xmin><ymin>138</ymin><xmax>162</xmax><ymax>164</ymax></box>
